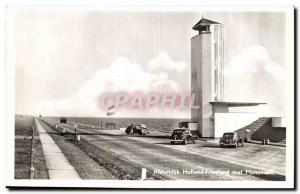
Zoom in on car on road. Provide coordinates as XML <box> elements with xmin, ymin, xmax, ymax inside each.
<box><xmin>219</xmin><ymin>132</ymin><xmax>244</xmax><ymax>148</ymax></box>
<box><xmin>170</xmin><ymin>128</ymin><xmax>196</xmax><ymax>145</ymax></box>
<box><xmin>60</xmin><ymin>117</ymin><xmax>67</xmax><ymax>123</ymax></box>
<box><xmin>125</xmin><ymin>124</ymin><xmax>150</xmax><ymax>136</ymax></box>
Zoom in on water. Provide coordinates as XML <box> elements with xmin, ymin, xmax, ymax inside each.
<box><xmin>46</xmin><ymin>117</ymin><xmax>190</xmax><ymax>131</ymax></box>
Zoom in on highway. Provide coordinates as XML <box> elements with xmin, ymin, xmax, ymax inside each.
<box><xmin>40</xmin><ymin>119</ymin><xmax>285</xmax><ymax>181</ymax></box>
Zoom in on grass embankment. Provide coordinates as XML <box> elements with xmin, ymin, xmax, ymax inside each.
<box><xmin>15</xmin><ymin>115</ymin><xmax>48</xmax><ymax>179</ymax></box>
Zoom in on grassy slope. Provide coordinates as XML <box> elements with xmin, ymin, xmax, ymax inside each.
<box><xmin>15</xmin><ymin>115</ymin><xmax>48</xmax><ymax>179</ymax></box>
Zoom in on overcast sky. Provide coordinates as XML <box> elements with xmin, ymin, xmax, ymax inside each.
<box><xmin>13</xmin><ymin>11</ymin><xmax>289</xmax><ymax>118</ymax></box>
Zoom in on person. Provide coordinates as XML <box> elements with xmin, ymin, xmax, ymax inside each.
<box><xmin>185</xmin><ymin>129</ymin><xmax>195</xmax><ymax>144</ymax></box>
<box><xmin>125</xmin><ymin>124</ymin><xmax>134</xmax><ymax>135</ymax></box>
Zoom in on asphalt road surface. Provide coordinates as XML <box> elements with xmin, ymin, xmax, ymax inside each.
<box><xmin>45</xmin><ymin>120</ymin><xmax>285</xmax><ymax>181</ymax></box>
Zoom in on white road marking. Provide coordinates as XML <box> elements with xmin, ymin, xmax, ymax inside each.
<box><xmin>251</xmin><ymin>151</ymin><xmax>280</xmax><ymax>167</ymax></box>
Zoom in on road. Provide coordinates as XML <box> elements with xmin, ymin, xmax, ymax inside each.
<box><xmin>43</xmin><ymin>120</ymin><xmax>285</xmax><ymax>181</ymax></box>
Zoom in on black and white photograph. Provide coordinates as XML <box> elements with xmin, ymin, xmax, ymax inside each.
<box><xmin>4</xmin><ymin>4</ymin><xmax>295</xmax><ymax>189</ymax></box>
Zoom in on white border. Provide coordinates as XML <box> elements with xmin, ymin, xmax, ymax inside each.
<box><xmin>4</xmin><ymin>4</ymin><xmax>295</xmax><ymax>189</ymax></box>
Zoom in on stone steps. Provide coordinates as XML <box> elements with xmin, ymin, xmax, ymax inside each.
<box><xmin>235</xmin><ymin>117</ymin><xmax>286</xmax><ymax>143</ymax></box>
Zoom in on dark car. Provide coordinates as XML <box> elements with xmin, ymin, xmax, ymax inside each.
<box><xmin>170</xmin><ymin>128</ymin><xmax>196</xmax><ymax>145</ymax></box>
<box><xmin>125</xmin><ymin>124</ymin><xmax>149</xmax><ymax>135</ymax></box>
<box><xmin>219</xmin><ymin>132</ymin><xmax>244</xmax><ymax>148</ymax></box>
<box><xmin>60</xmin><ymin>117</ymin><xmax>67</xmax><ymax>123</ymax></box>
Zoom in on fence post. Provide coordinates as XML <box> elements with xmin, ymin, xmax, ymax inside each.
<box><xmin>141</xmin><ymin>168</ymin><xmax>147</xmax><ymax>180</ymax></box>
<box><xmin>74</xmin><ymin>123</ymin><xmax>79</xmax><ymax>141</ymax></box>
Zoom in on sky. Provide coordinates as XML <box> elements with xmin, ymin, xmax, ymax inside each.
<box><xmin>13</xmin><ymin>11</ymin><xmax>290</xmax><ymax>118</ymax></box>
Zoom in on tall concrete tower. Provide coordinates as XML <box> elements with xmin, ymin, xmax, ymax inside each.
<box><xmin>191</xmin><ymin>17</ymin><xmax>225</xmax><ymax>137</ymax></box>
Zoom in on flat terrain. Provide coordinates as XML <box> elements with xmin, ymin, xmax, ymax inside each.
<box><xmin>15</xmin><ymin>115</ymin><xmax>48</xmax><ymax>179</ymax></box>
<box><xmin>48</xmin><ymin>120</ymin><xmax>285</xmax><ymax>181</ymax></box>
<box><xmin>15</xmin><ymin>115</ymin><xmax>32</xmax><ymax>179</ymax></box>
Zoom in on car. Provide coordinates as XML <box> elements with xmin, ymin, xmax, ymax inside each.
<box><xmin>125</xmin><ymin>124</ymin><xmax>149</xmax><ymax>135</ymax></box>
<box><xmin>170</xmin><ymin>128</ymin><xmax>196</xmax><ymax>145</ymax></box>
<box><xmin>219</xmin><ymin>132</ymin><xmax>244</xmax><ymax>148</ymax></box>
<box><xmin>60</xmin><ymin>117</ymin><xmax>67</xmax><ymax>123</ymax></box>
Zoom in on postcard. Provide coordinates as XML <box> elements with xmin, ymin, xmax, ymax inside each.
<box><xmin>5</xmin><ymin>5</ymin><xmax>295</xmax><ymax>189</ymax></box>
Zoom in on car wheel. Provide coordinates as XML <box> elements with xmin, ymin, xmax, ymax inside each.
<box><xmin>220</xmin><ymin>144</ymin><xmax>223</xmax><ymax>148</ymax></box>
<box><xmin>171</xmin><ymin>142</ymin><xmax>174</xmax><ymax>145</ymax></box>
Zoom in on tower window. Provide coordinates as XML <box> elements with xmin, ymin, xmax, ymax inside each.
<box><xmin>199</xmin><ymin>26</ymin><xmax>210</xmax><ymax>34</ymax></box>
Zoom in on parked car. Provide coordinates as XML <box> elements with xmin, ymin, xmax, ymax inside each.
<box><xmin>125</xmin><ymin>124</ymin><xmax>149</xmax><ymax>135</ymax></box>
<box><xmin>170</xmin><ymin>128</ymin><xmax>196</xmax><ymax>145</ymax></box>
<box><xmin>219</xmin><ymin>132</ymin><xmax>244</xmax><ymax>148</ymax></box>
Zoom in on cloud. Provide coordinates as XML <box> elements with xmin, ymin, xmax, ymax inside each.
<box><xmin>225</xmin><ymin>46</ymin><xmax>286</xmax><ymax>80</ymax></box>
<box><xmin>224</xmin><ymin>46</ymin><xmax>286</xmax><ymax>115</ymax></box>
<box><xmin>31</xmin><ymin>54</ymin><xmax>182</xmax><ymax>116</ymax></box>
<box><xmin>147</xmin><ymin>51</ymin><xmax>187</xmax><ymax>72</ymax></box>
<box><xmin>77</xmin><ymin>57</ymin><xmax>179</xmax><ymax>93</ymax></box>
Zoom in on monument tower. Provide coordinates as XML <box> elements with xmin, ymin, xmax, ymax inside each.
<box><xmin>191</xmin><ymin>17</ymin><xmax>265</xmax><ymax>138</ymax></box>
<box><xmin>191</xmin><ymin>17</ymin><xmax>225</xmax><ymax>137</ymax></box>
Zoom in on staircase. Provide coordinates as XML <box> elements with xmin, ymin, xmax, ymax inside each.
<box><xmin>235</xmin><ymin>117</ymin><xmax>270</xmax><ymax>138</ymax></box>
<box><xmin>235</xmin><ymin>117</ymin><xmax>286</xmax><ymax>143</ymax></box>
